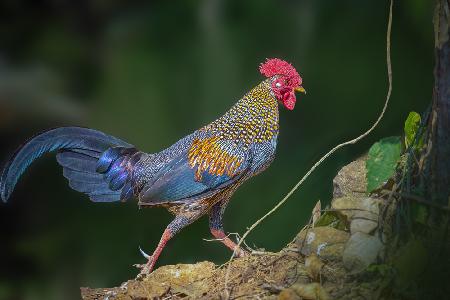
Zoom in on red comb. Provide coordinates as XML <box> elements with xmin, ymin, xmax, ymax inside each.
<box><xmin>259</xmin><ymin>58</ymin><xmax>302</xmax><ymax>88</ymax></box>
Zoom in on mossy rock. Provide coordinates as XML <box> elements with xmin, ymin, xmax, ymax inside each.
<box><xmin>296</xmin><ymin>227</ymin><xmax>349</xmax><ymax>261</ymax></box>
<box><xmin>333</xmin><ymin>156</ymin><xmax>367</xmax><ymax>198</ymax></box>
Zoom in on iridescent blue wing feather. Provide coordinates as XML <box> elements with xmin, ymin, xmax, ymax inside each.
<box><xmin>139</xmin><ymin>139</ymin><xmax>251</xmax><ymax>204</ymax></box>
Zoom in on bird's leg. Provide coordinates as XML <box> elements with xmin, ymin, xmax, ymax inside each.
<box><xmin>136</xmin><ymin>216</ymin><xmax>192</xmax><ymax>275</ymax></box>
<box><xmin>209</xmin><ymin>200</ymin><xmax>249</xmax><ymax>257</ymax></box>
<box><xmin>210</xmin><ymin>228</ymin><xmax>248</xmax><ymax>257</ymax></box>
<box><xmin>137</xmin><ymin>229</ymin><xmax>171</xmax><ymax>275</ymax></box>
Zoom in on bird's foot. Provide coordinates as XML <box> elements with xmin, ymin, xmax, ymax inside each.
<box><xmin>134</xmin><ymin>246</ymin><xmax>155</xmax><ymax>278</ymax></box>
<box><xmin>134</xmin><ymin>259</ymin><xmax>155</xmax><ymax>279</ymax></box>
<box><xmin>134</xmin><ymin>261</ymin><xmax>153</xmax><ymax>273</ymax></box>
<box><xmin>234</xmin><ymin>247</ymin><xmax>250</xmax><ymax>258</ymax></box>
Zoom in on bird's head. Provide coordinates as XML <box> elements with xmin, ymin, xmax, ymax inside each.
<box><xmin>259</xmin><ymin>58</ymin><xmax>305</xmax><ymax>110</ymax></box>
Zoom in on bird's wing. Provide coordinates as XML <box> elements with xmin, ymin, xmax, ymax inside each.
<box><xmin>139</xmin><ymin>136</ymin><xmax>251</xmax><ymax>204</ymax></box>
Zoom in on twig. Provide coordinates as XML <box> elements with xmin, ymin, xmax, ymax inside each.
<box><xmin>223</xmin><ymin>0</ymin><xmax>394</xmax><ymax>293</ymax></box>
<box><xmin>204</xmin><ymin>232</ymin><xmax>259</xmax><ymax>253</ymax></box>
<box><xmin>393</xmin><ymin>192</ymin><xmax>450</xmax><ymax>212</ymax></box>
<box><xmin>323</xmin><ymin>208</ymin><xmax>378</xmax><ymax>214</ymax></box>
<box><xmin>203</xmin><ymin>232</ymin><xmax>239</xmax><ymax>242</ymax></box>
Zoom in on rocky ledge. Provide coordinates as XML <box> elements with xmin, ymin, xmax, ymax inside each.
<box><xmin>82</xmin><ymin>156</ymin><xmax>385</xmax><ymax>300</ymax></box>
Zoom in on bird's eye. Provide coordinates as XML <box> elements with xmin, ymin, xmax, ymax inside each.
<box><xmin>275</xmin><ymin>82</ymin><xmax>281</xmax><ymax>87</ymax></box>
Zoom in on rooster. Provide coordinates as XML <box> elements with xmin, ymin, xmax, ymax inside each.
<box><xmin>0</xmin><ymin>58</ymin><xmax>305</xmax><ymax>274</ymax></box>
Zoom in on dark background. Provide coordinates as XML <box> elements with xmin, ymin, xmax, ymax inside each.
<box><xmin>0</xmin><ymin>0</ymin><xmax>433</xmax><ymax>299</ymax></box>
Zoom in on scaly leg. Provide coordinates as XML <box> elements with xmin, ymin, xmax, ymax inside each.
<box><xmin>137</xmin><ymin>215</ymin><xmax>194</xmax><ymax>275</ymax></box>
<box><xmin>209</xmin><ymin>200</ymin><xmax>248</xmax><ymax>257</ymax></box>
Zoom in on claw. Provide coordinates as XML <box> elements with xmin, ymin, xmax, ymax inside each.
<box><xmin>138</xmin><ymin>246</ymin><xmax>151</xmax><ymax>259</ymax></box>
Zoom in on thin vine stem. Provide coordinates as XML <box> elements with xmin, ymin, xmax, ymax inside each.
<box><xmin>223</xmin><ymin>0</ymin><xmax>394</xmax><ymax>294</ymax></box>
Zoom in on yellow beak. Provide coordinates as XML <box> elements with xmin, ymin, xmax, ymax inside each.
<box><xmin>295</xmin><ymin>86</ymin><xmax>306</xmax><ymax>94</ymax></box>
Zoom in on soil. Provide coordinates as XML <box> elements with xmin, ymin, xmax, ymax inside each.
<box><xmin>81</xmin><ymin>242</ymin><xmax>347</xmax><ymax>299</ymax></box>
<box><xmin>81</xmin><ymin>156</ymin><xmax>382</xmax><ymax>300</ymax></box>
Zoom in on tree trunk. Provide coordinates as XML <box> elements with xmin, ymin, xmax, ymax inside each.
<box><xmin>428</xmin><ymin>0</ymin><xmax>450</xmax><ymax>205</ymax></box>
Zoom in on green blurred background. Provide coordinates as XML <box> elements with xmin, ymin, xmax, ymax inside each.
<box><xmin>0</xmin><ymin>0</ymin><xmax>434</xmax><ymax>299</ymax></box>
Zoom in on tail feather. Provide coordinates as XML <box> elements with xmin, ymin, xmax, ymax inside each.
<box><xmin>68</xmin><ymin>148</ymin><xmax>102</xmax><ymax>159</ymax></box>
<box><xmin>62</xmin><ymin>168</ymin><xmax>104</xmax><ymax>184</ymax></box>
<box><xmin>109</xmin><ymin>172</ymin><xmax>128</xmax><ymax>191</ymax></box>
<box><xmin>96</xmin><ymin>147</ymin><xmax>137</xmax><ymax>173</ymax></box>
<box><xmin>120</xmin><ymin>181</ymin><xmax>134</xmax><ymax>200</ymax></box>
<box><xmin>68</xmin><ymin>181</ymin><xmax>112</xmax><ymax>194</ymax></box>
<box><xmin>0</xmin><ymin>127</ymin><xmax>135</xmax><ymax>203</ymax></box>
<box><xmin>56</xmin><ymin>152</ymin><xmax>99</xmax><ymax>173</ymax></box>
<box><xmin>96</xmin><ymin>147</ymin><xmax>140</xmax><ymax>194</ymax></box>
<box><xmin>90</xmin><ymin>193</ymin><xmax>121</xmax><ymax>202</ymax></box>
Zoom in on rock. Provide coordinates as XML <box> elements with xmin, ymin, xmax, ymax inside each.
<box><xmin>278</xmin><ymin>288</ymin><xmax>302</xmax><ymax>300</ymax></box>
<box><xmin>342</xmin><ymin>232</ymin><xmax>383</xmax><ymax>273</ymax></box>
<box><xmin>293</xmin><ymin>263</ymin><xmax>311</xmax><ymax>284</ymax></box>
<box><xmin>321</xmin><ymin>262</ymin><xmax>347</xmax><ymax>284</ymax></box>
<box><xmin>332</xmin><ymin>196</ymin><xmax>381</xmax><ymax>235</ymax></box>
<box><xmin>148</xmin><ymin>262</ymin><xmax>216</xmax><ymax>296</ymax></box>
<box><xmin>111</xmin><ymin>262</ymin><xmax>216</xmax><ymax>299</ymax></box>
<box><xmin>305</xmin><ymin>254</ymin><xmax>324</xmax><ymax>281</ymax></box>
<box><xmin>320</xmin><ymin>243</ymin><xmax>347</xmax><ymax>261</ymax></box>
<box><xmin>296</xmin><ymin>227</ymin><xmax>349</xmax><ymax>261</ymax></box>
<box><xmin>280</xmin><ymin>283</ymin><xmax>331</xmax><ymax>300</ymax></box>
<box><xmin>331</xmin><ymin>196</ymin><xmax>380</xmax><ymax>222</ymax></box>
<box><xmin>333</xmin><ymin>156</ymin><xmax>367</xmax><ymax>198</ymax></box>
<box><xmin>350</xmin><ymin>218</ymin><xmax>378</xmax><ymax>234</ymax></box>
<box><xmin>331</xmin><ymin>196</ymin><xmax>362</xmax><ymax>220</ymax></box>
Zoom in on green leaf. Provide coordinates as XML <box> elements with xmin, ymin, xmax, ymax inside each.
<box><xmin>404</xmin><ymin>111</ymin><xmax>422</xmax><ymax>148</ymax></box>
<box><xmin>314</xmin><ymin>211</ymin><xmax>348</xmax><ymax>230</ymax></box>
<box><xmin>366</xmin><ymin>136</ymin><xmax>402</xmax><ymax>193</ymax></box>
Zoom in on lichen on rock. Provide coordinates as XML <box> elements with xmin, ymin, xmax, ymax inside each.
<box><xmin>295</xmin><ymin>226</ymin><xmax>349</xmax><ymax>261</ymax></box>
<box><xmin>333</xmin><ymin>155</ymin><xmax>368</xmax><ymax>198</ymax></box>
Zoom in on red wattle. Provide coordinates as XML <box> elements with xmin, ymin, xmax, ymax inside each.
<box><xmin>283</xmin><ymin>92</ymin><xmax>296</xmax><ymax>110</ymax></box>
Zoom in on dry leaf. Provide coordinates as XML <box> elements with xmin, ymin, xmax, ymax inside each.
<box><xmin>312</xmin><ymin>200</ymin><xmax>321</xmax><ymax>227</ymax></box>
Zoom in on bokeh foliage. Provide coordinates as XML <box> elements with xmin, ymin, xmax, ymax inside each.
<box><xmin>0</xmin><ymin>1</ymin><xmax>433</xmax><ymax>299</ymax></box>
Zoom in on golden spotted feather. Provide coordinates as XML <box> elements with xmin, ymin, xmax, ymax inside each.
<box><xmin>188</xmin><ymin>79</ymin><xmax>279</xmax><ymax>181</ymax></box>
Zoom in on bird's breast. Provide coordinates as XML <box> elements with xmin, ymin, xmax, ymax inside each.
<box><xmin>249</xmin><ymin>134</ymin><xmax>278</xmax><ymax>175</ymax></box>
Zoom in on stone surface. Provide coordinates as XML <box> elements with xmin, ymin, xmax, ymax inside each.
<box><xmin>137</xmin><ymin>262</ymin><xmax>216</xmax><ymax>298</ymax></box>
<box><xmin>333</xmin><ymin>155</ymin><xmax>368</xmax><ymax>198</ymax></box>
<box><xmin>280</xmin><ymin>283</ymin><xmax>331</xmax><ymax>300</ymax></box>
<box><xmin>342</xmin><ymin>232</ymin><xmax>384</xmax><ymax>273</ymax></box>
<box><xmin>82</xmin><ymin>262</ymin><xmax>216</xmax><ymax>300</ymax></box>
<box><xmin>331</xmin><ymin>196</ymin><xmax>380</xmax><ymax>222</ymax></box>
<box><xmin>82</xmin><ymin>253</ymin><xmax>305</xmax><ymax>300</ymax></box>
<box><xmin>350</xmin><ymin>218</ymin><xmax>378</xmax><ymax>234</ymax></box>
<box><xmin>305</xmin><ymin>254</ymin><xmax>324</xmax><ymax>280</ymax></box>
<box><xmin>278</xmin><ymin>288</ymin><xmax>302</xmax><ymax>300</ymax></box>
<box><xmin>296</xmin><ymin>227</ymin><xmax>349</xmax><ymax>261</ymax></box>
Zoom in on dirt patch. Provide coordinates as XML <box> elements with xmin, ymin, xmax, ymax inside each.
<box><xmin>80</xmin><ymin>235</ymin><xmax>362</xmax><ymax>300</ymax></box>
<box><xmin>81</xmin><ymin>250</ymin><xmax>304</xmax><ymax>299</ymax></box>
<box><xmin>81</xmin><ymin>157</ymin><xmax>384</xmax><ymax>300</ymax></box>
